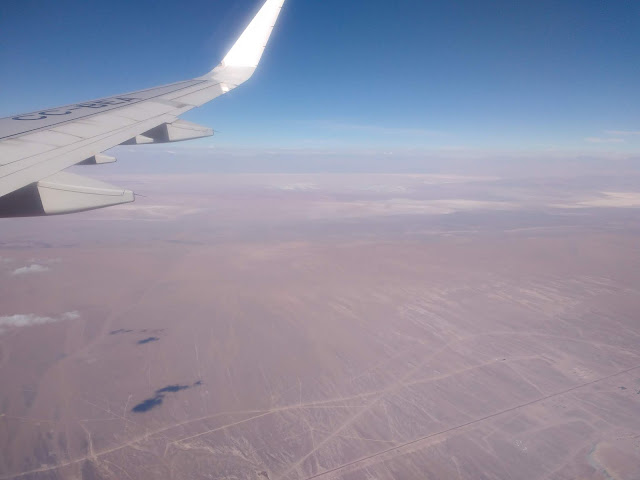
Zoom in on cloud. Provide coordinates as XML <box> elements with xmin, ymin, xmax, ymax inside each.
<box><xmin>0</xmin><ymin>311</ymin><xmax>80</xmax><ymax>333</ymax></box>
<box><xmin>87</xmin><ymin>204</ymin><xmax>203</xmax><ymax>221</ymax></box>
<box><xmin>312</xmin><ymin>198</ymin><xmax>517</xmax><ymax>218</ymax></box>
<box><xmin>11</xmin><ymin>264</ymin><xmax>50</xmax><ymax>275</ymax></box>
<box><xmin>577</xmin><ymin>192</ymin><xmax>640</xmax><ymax>208</ymax></box>
<box><xmin>362</xmin><ymin>184</ymin><xmax>411</xmax><ymax>193</ymax></box>
<box><xmin>604</xmin><ymin>130</ymin><xmax>640</xmax><ymax>136</ymax></box>
<box><xmin>584</xmin><ymin>137</ymin><xmax>624</xmax><ymax>144</ymax></box>
<box><xmin>272</xmin><ymin>183</ymin><xmax>319</xmax><ymax>191</ymax></box>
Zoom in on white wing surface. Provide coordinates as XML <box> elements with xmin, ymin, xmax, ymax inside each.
<box><xmin>0</xmin><ymin>0</ymin><xmax>286</xmax><ymax>217</ymax></box>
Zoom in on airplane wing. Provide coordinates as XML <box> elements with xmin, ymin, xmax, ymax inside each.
<box><xmin>0</xmin><ymin>0</ymin><xmax>286</xmax><ymax>217</ymax></box>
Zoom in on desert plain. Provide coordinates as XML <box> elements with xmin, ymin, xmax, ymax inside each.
<box><xmin>1</xmin><ymin>162</ymin><xmax>639</xmax><ymax>479</ymax></box>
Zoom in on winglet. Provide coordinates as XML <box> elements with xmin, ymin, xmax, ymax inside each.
<box><xmin>202</xmin><ymin>0</ymin><xmax>286</xmax><ymax>86</ymax></box>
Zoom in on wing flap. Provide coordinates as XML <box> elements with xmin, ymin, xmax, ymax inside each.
<box><xmin>0</xmin><ymin>140</ymin><xmax>54</xmax><ymax>166</ymax></box>
<box><xmin>0</xmin><ymin>172</ymin><xmax>134</xmax><ymax>217</ymax></box>
<box><xmin>115</xmin><ymin>101</ymin><xmax>179</xmax><ymax>120</ymax></box>
<box><xmin>38</xmin><ymin>171</ymin><xmax>134</xmax><ymax>215</ymax></box>
<box><xmin>172</xmin><ymin>84</ymin><xmax>227</xmax><ymax>107</ymax></box>
<box><xmin>51</xmin><ymin>121</ymin><xmax>112</xmax><ymax>138</ymax></box>
<box><xmin>19</xmin><ymin>131</ymin><xmax>81</xmax><ymax>147</ymax></box>
<box><xmin>80</xmin><ymin>113</ymin><xmax>139</xmax><ymax>130</ymax></box>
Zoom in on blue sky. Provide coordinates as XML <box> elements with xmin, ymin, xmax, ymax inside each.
<box><xmin>1</xmin><ymin>0</ymin><xmax>639</xmax><ymax>154</ymax></box>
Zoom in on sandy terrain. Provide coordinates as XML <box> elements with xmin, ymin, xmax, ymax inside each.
<box><xmin>0</xmin><ymin>171</ymin><xmax>639</xmax><ymax>479</ymax></box>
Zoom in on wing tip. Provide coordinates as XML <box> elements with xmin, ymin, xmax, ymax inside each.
<box><xmin>202</xmin><ymin>0</ymin><xmax>286</xmax><ymax>82</ymax></box>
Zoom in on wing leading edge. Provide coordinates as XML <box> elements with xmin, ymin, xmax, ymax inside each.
<box><xmin>0</xmin><ymin>0</ymin><xmax>286</xmax><ymax>217</ymax></box>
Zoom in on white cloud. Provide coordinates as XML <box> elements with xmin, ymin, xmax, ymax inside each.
<box><xmin>11</xmin><ymin>264</ymin><xmax>50</xmax><ymax>276</ymax></box>
<box><xmin>272</xmin><ymin>183</ymin><xmax>319</xmax><ymax>191</ymax></box>
<box><xmin>312</xmin><ymin>198</ymin><xmax>517</xmax><ymax>219</ymax></box>
<box><xmin>0</xmin><ymin>311</ymin><xmax>80</xmax><ymax>333</ymax></box>
<box><xmin>604</xmin><ymin>130</ymin><xmax>640</xmax><ymax>136</ymax></box>
<box><xmin>577</xmin><ymin>192</ymin><xmax>640</xmax><ymax>208</ymax></box>
<box><xmin>584</xmin><ymin>137</ymin><xmax>624</xmax><ymax>144</ymax></box>
<box><xmin>86</xmin><ymin>204</ymin><xmax>203</xmax><ymax>221</ymax></box>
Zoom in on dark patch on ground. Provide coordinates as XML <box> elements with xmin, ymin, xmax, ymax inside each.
<box><xmin>620</xmin><ymin>386</ymin><xmax>627</xmax><ymax>390</ymax></box>
<box><xmin>137</xmin><ymin>337</ymin><xmax>159</xmax><ymax>345</ymax></box>
<box><xmin>156</xmin><ymin>384</ymin><xmax>190</xmax><ymax>394</ymax></box>
<box><xmin>111</xmin><ymin>328</ymin><xmax>164</xmax><ymax>336</ymax></box>
<box><xmin>110</xmin><ymin>329</ymin><xmax>134</xmax><ymax>335</ymax></box>
<box><xmin>131</xmin><ymin>381</ymin><xmax>202</xmax><ymax>414</ymax></box>
<box><xmin>131</xmin><ymin>395</ymin><xmax>164</xmax><ymax>413</ymax></box>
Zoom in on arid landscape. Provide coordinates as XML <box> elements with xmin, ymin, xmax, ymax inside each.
<box><xmin>1</xmin><ymin>165</ymin><xmax>640</xmax><ymax>479</ymax></box>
